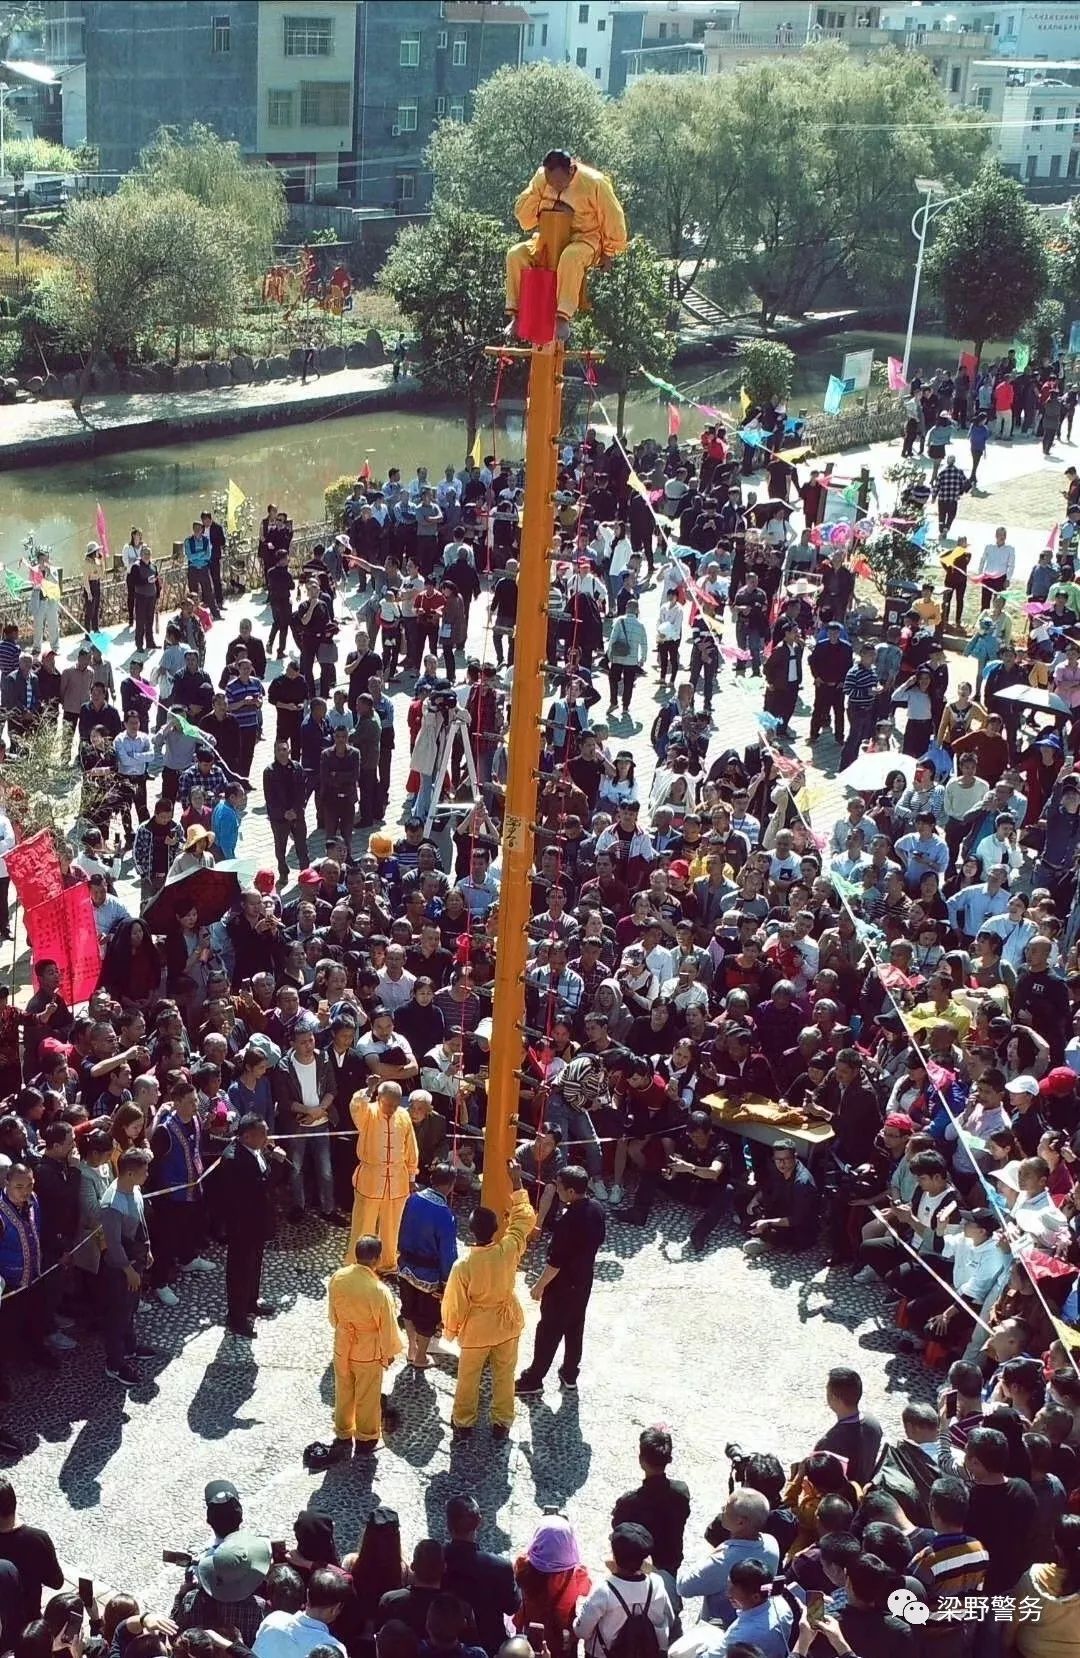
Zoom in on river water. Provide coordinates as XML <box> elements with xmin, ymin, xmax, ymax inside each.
<box><xmin>1</xmin><ymin>329</ymin><xmax>990</xmax><ymax>575</ymax></box>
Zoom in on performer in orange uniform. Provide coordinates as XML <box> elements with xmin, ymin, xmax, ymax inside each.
<box><xmin>346</xmin><ymin>1080</ymin><xmax>418</xmax><ymax>1270</ymax></box>
<box><xmin>441</xmin><ymin>1161</ymin><xmax>536</xmax><ymax>1444</ymax></box>
<box><xmin>505</xmin><ymin>149</ymin><xmax>628</xmax><ymax>342</ymax></box>
<box><xmin>327</xmin><ymin>1233</ymin><xmax>402</xmax><ymax>1455</ymax></box>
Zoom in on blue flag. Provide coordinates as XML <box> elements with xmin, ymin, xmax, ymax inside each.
<box><xmin>823</xmin><ymin>375</ymin><xmax>845</xmax><ymax>416</ymax></box>
<box><xmin>88</xmin><ymin>631</ymin><xmax>112</xmax><ymax>655</ymax></box>
<box><xmin>910</xmin><ymin>523</ymin><xmax>928</xmax><ymax>548</ymax></box>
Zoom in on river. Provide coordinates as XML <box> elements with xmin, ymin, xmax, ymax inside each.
<box><xmin>1</xmin><ymin>328</ymin><xmax>994</xmax><ymax>575</ymax></box>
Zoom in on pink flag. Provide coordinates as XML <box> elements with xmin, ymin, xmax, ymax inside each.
<box><xmin>887</xmin><ymin>357</ymin><xmax>907</xmax><ymax>392</ymax></box>
<box><xmin>1048</xmin><ymin>522</ymin><xmax>1059</xmax><ymax>551</ymax></box>
<box><xmin>958</xmin><ymin>350</ymin><xmax>977</xmax><ymax>378</ymax></box>
<box><xmin>95</xmin><ymin>503</ymin><xmax>110</xmax><ymax>561</ymax></box>
<box><xmin>129</xmin><ymin>675</ymin><xmax>159</xmax><ymax>702</ymax></box>
<box><xmin>667</xmin><ymin>403</ymin><xmax>681</xmax><ymax>438</ymax></box>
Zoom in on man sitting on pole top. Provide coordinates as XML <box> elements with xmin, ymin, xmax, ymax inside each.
<box><xmin>505</xmin><ymin>148</ymin><xmax>628</xmax><ymax>342</ymax></box>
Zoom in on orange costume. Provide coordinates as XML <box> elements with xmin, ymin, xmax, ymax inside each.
<box><xmin>505</xmin><ymin>160</ymin><xmax>627</xmax><ymax>325</ymax></box>
<box><xmin>345</xmin><ymin>1092</ymin><xmax>419</xmax><ymax>1270</ymax></box>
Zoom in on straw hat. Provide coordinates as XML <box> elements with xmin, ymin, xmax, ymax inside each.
<box><xmin>183</xmin><ymin>824</ymin><xmax>215</xmax><ymax>851</ymax></box>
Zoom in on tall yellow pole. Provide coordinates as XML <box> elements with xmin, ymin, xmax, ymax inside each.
<box><xmin>480</xmin><ymin>339</ymin><xmax>563</xmax><ymax>1220</ymax></box>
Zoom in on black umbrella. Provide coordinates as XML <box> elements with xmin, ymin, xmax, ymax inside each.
<box><xmin>141</xmin><ymin>860</ymin><xmax>243</xmax><ymax>933</ymax></box>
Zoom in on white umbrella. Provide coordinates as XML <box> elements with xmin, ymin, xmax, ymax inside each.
<box><xmin>836</xmin><ymin>750</ymin><xmax>917</xmax><ymax>791</ymax></box>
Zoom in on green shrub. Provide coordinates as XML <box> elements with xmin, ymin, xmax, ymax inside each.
<box><xmin>324</xmin><ymin>474</ymin><xmax>357</xmax><ymax>526</ymax></box>
<box><xmin>738</xmin><ymin>338</ymin><xmax>795</xmax><ymax>406</ymax></box>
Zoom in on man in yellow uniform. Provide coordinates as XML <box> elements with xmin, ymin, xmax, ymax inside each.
<box><xmin>505</xmin><ymin>149</ymin><xmax>628</xmax><ymax>342</ymax></box>
<box><xmin>327</xmin><ymin>1233</ymin><xmax>403</xmax><ymax>1456</ymax></box>
<box><xmin>441</xmin><ymin>1160</ymin><xmax>536</xmax><ymax>1445</ymax></box>
<box><xmin>346</xmin><ymin>1080</ymin><xmax>419</xmax><ymax>1270</ymax></box>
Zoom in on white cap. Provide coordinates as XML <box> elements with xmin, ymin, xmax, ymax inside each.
<box><xmin>1006</xmin><ymin>1074</ymin><xmax>1039</xmax><ymax>1096</ymax></box>
<box><xmin>475</xmin><ymin>1017</ymin><xmax>493</xmax><ymax>1042</ymax></box>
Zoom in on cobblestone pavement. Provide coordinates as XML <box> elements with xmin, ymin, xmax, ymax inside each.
<box><xmin>5</xmin><ymin>416</ymin><xmax>1069</xmax><ymax>1603</ymax></box>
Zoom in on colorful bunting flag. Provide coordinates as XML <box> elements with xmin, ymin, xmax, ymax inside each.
<box><xmin>938</xmin><ymin>546</ymin><xmax>968</xmax><ymax>569</ymax></box>
<box><xmin>627</xmin><ymin>469</ymin><xmax>649</xmax><ymax>500</ymax></box>
<box><xmin>887</xmin><ymin>356</ymin><xmax>907</xmax><ymax>392</ymax></box>
<box><xmin>468</xmin><ymin>429</ymin><xmax>483</xmax><ymax>468</ymax></box>
<box><xmin>642</xmin><ymin>370</ymin><xmax>681</xmax><ymax>400</ymax></box>
<box><xmin>910</xmin><ymin>524</ymin><xmax>928</xmax><ymax>548</ymax></box>
<box><xmin>823</xmin><ymin>375</ymin><xmax>845</xmax><ymax>416</ymax></box>
<box><xmin>95</xmin><ymin>502</ymin><xmax>110</xmax><ymax>561</ymax></box>
<box><xmin>1012</xmin><ymin>340</ymin><xmax>1030</xmax><ymax>373</ymax></box>
<box><xmin>667</xmin><ymin>403</ymin><xmax>681</xmax><ymax>438</ymax></box>
<box><xmin>171</xmin><ymin>712</ymin><xmax>203</xmax><ymax>740</ymax></box>
<box><xmin>2</xmin><ymin>570</ymin><xmax>24</xmax><ymax>597</ymax></box>
<box><xmin>87</xmin><ymin>631</ymin><xmax>112</xmax><ymax>655</ymax></box>
<box><xmin>358</xmin><ymin>461</ymin><xmax>371</xmax><ymax>483</ymax></box>
<box><xmin>225</xmin><ymin>479</ymin><xmax>246</xmax><ymax>534</ymax></box>
<box><xmin>778</xmin><ymin>445</ymin><xmax>811</xmax><ymax>464</ymax></box>
<box><xmin>129</xmin><ymin>675</ymin><xmax>158</xmax><ymax>702</ymax></box>
<box><xmin>40</xmin><ymin>579</ymin><xmax>60</xmax><ymax>601</ymax></box>
<box><xmin>739</xmin><ymin>386</ymin><xmax>751</xmax><ymax>416</ymax></box>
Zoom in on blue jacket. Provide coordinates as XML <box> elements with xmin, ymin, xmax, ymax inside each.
<box><xmin>397</xmin><ymin>1187</ymin><xmax>458</xmax><ymax>1291</ymax></box>
<box><xmin>152</xmin><ymin>1110</ymin><xmax>203</xmax><ymax>1205</ymax></box>
<box><xmin>211</xmin><ymin>799</ymin><xmax>241</xmax><ymax>859</ymax></box>
<box><xmin>0</xmin><ymin>1192</ymin><xmax>42</xmax><ymax>1289</ymax></box>
<box><xmin>184</xmin><ymin>534</ymin><xmax>212</xmax><ymax>570</ymax></box>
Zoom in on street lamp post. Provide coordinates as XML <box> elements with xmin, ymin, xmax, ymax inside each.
<box><xmin>901</xmin><ymin>177</ymin><xmax>960</xmax><ymax>384</ymax></box>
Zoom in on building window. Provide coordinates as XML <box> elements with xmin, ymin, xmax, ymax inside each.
<box><xmin>975</xmin><ymin>85</ymin><xmax>991</xmax><ymax>110</ymax></box>
<box><xmin>398</xmin><ymin>173</ymin><xmax>416</xmax><ymax>201</ymax></box>
<box><xmin>1068</xmin><ymin>149</ymin><xmax>1078</xmax><ymax>179</ymax></box>
<box><xmin>283</xmin><ymin>15</ymin><xmax>333</xmax><ymax>56</ymax></box>
<box><xmin>541</xmin><ymin>23</ymin><xmax>548</xmax><ymax>44</ymax></box>
<box><xmin>595</xmin><ymin>66</ymin><xmax>601</xmax><ymax>78</ymax></box>
<box><xmin>1058</xmin><ymin>105</ymin><xmax>1069</xmax><ymax>130</ymax></box>
<box><xmin>396</xmin><ymin>100</ymin><xmax>418</xmax><ymax>133</ymax></box>
<box><xmin>1050</xmin><ymin>153</ymin><xmax>1062</xmax><ymax>178</ymax></box>
<box><xmin>452</xmin><ymin>35</ymin><xmax>468</xmax><ymax>65</ymax></box>
<box><xmin>267</xmin><ymin>88</ymin><xmax>294</xmax><ymax>127</ymax></box>
<box><xmin>578</xmin><ymin>3</ymin><xmax>589</xmax><ymax>20</ymax></box>
<box><xmin>436</xmin><ymin>96</ymin><xmax>446</xmax><ymax>116</ymax></box>
<box><xmin>949</xmin><ymin>66</ymin><xmax>960</xmax><ymax>93</ymax></box>
<box><xmin>597</xmin><ymin>15</ymin><xmax>606</xmax><ymax>27</ymax></box>
<box><xmin>211</xmin><ymin>13</ymin><xmax>230</xmax><ymax>52</ymax></box>
<box><xmin>437</xmin><ymin>29</ymin><xmax>448</xmax><ymax>47</ymax></box>
<box><xmin>576</xmin><ymin>46</ymin><xmax>588</xmax><ymax>66</ymax></box>
<box><xmin>300</xmin><ymin>82</ymin><xmax>350</xmax><ymax>126</ymax></box>
<box><xmin>526</xmin><ymin>22</ymin><xmax>534</xmax><ymax>45</ymax></box>
<box><xmin>449</xmin><ymin>97</ymin><xmax>465</xmax><ymax>122</ymax></box>
<box><xmin>1026</xmin><ymin>153</ymin><xmax>1038</xmax><ymax>179</ymax></box>
<box><xmin>1033</xmin><ymin>106</ymin><xmax>1044</xmax><ymax>126</ymax></box>
<box><xmin>658</xmin><ymin>22</ymin><xmax>667</xmax><ymax>39</ymax></box>
<box><xmin>400</xmin><ymin>31</ymin><xmax>420</xmax><ymax>66</ymax></box>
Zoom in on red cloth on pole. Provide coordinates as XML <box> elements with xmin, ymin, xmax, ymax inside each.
<box><xmin>25</xmin><ymin>883</ymin><xmax>101</xmax><ymax>1006</ymax></box>
<box><xmin>6</xmin><ymin>832</ymin><xmax>63</xmax><ymax>911</ymax></box>
<box><xmin>518</xmin><ymin>267</ymin><xmax>557</xmax><ymax>346</ymax></box>
<box><xmin>668</xmin><ymin>403</ymin><xmax>682</xmax><ymax>437</ymax></box>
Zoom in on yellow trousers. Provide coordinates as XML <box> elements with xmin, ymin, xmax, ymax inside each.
<box><xmin>346</xmin><ymin>1191</ymin><xmax>406</xmax><ymax>1271</ymax></box>
<box><xmin>332</xmin><ymin>1354</ymin><xmax>383</xmax><ymax>1442</ymax></box>
<box><xmin>452</xmin><ymin>1335</ymin><xmax>519</xmax><ymax>1428</ymax></box>
<box><xmin>505</xmin><ymin>236</ymin><xmax>595</xmax><ymax>321</ymax></box>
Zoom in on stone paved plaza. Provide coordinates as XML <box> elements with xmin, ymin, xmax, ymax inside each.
<box><xmin>3</xmin><ymin>414</ymin><xmax>1070</xmax><ymax>1602</ymax></box>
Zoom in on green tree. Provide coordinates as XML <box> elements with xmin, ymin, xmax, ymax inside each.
<box><xmin>378</xmin><ymin>205</ymin><xmax>511</xmax><ymax>451</ymax></box>
<box><xmin>613</xmin><ymin>75</ymin><xmax>741</xmax><ymax>311</ymax></box>
<box><xmin>575</xmin><ymin>236</ymin><xmax>674</xmax><ymax>437</ymax></box>
<box><xmin>1049</xmin><ymin>194</ymin><xmax>1080</xmax><ymax>317</ymax></box>
<box><xmin>126</xmin><ymin>122</ymin><xmax>286</xmax><ymax>276</ymax></box>
<box><xmin>3</xmin><ymin>136</ymin><xmax>78</xmax><ymax>177</ymax></box>
<box><xmin>0</xmin><ymin>1</ymin><xmax>42</xmax><ymax>60</ymax></box>
<box><xmin>427</xmin><ymin>61</ymin><xmax>615</xmax><ymax>224</ymax></box>
<box><xmin>924</xmin><ymin>161</ymin><xmax>1048</xmax><ymax>366</ymax></box>
<box><xmin>739</xmin><ymin>339</ymin><xmax>795</xmax><ymax>407</ymax></box>
<box><xmin>48</xmin><ymin>189</ymin><xmax>243</xmax><ymax>406</ymax></box>
<box><xmin>723</xmin><ymin>46</ymin><xmax>985</xmax><ymax>328</ymax></box>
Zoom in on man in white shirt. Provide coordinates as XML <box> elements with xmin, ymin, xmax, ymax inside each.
<box><xmin>576</xmin><ymin>1523</ymin><xmax>675</xmax><ymax>1656</ymax></box>
<box><xmin>88</xmin><ymin>873</ymin><xmax>131</xmax><ymax>939</ymax></box>
<box><xmin>356</xmin><ymin>1008</ymin><xmax>418</xmax><ymax>1083</ymax></box>
<box><xmin>253</xmin><ymin>1567</ymin><xmax>348</xmax><ymax>1658</ymax></box>
<box><xmin>376</xmin><ymin>945</ymin><xmax>416</xmax><ymax>1014</ymax></box>
<box><xmin>1008</xmin><ymin>1157</ymin><xmax>1069</xmax><ymax>1247</ymax></box>
<box><xmin>974</xmin><ymin>526</ymin><xmax>1016</xmax><ymax>603</ymax></box>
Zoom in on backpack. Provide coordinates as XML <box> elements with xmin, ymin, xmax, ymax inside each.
<box><xmin>597</xmin><ymin>1581</ymin><xmax>661</xmax><ymax>1658</ymax></box>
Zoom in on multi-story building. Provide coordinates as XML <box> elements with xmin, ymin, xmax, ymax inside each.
<box><xmin>700</xmin><ymin>3</ymin><xmax>992</xmax><ymax>104</ymax></box>
<box><xmin>880</xmin><ymin>3</ymin><xmax>1080</xmax><ymax>61</ymax></box>
<box><xmin>613</xmin><ymin>0</ymin><xmax>737</xmax><ymax>92</ymax></box>
<box><xmin>969</xmin><ymin>59</ymin><xmax>1080</xmax><ymax>194</ymax></box>
<box><xmin>520</xmin><ymin>2</ymin><xmax>618</xmax><ymax>89</ymax></box>
<box><xmin>353</xmin><ymin>1</ymin><xmax>525</xmax><ymax>211</ymax></box>
<box><xmin>71</xmin><ymin>0</ymin><xmax>522</xmax><ymax>204</ymax></box>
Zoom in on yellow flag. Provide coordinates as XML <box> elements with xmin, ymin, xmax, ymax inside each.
<box><xmin>1052</xmin><ymin>1315</ymin><xmax>1080</xmax><ymax>1352</ymax></box>
<box><xmin>627</xmin><ymin>469</ymin><xmax>649</xmax><ymax>500</ymax></box>
<box><xmin>41</xmin><ymin>578</ymin><xmax>60</xmax><ymax>601</ymax></box>
<box><xmin>938</xmin><ymin>546</ymin><xmax>967</xmax><ymax>569</ymax></box>
<box><xmin>778</xmin><ymin>445</ymin><xmax>811</xmax><ymax>463</ymax></box>
<box><xmin>739</xmin><ymin>385</ymin><xmax>751</xmax><ymax>416</ymax></box>
<box><xmin>226</xmin><ymin>479</ymin><xmax>246</xmax><ymax>534</ymax></box>
<box><xmin>468</xmin><ymin>429</ymin><xmax>483</xmax><ymax>468</ymax></box>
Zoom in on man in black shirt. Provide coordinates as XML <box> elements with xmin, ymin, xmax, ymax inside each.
<box><xmin>1014</xmin><ymin>936</ymin><xmax>1071</xmax><ymax>1062</ymax></box>
<box><xmin>0</xmin><ymin>1476</ymin><xmax>64</xmax><ymax>1625</ymax></box>
<box><xmin>964</xmin><ymin>1424</ymin><xmax>1039</xmax><ymax>1593</ymax></box>
<box><xmin>815</xmin><ymin>1366</ymin><xmax>884</xmax><ymax>1487</ymax></box>
<box><xmin>442</xmin><ymin>1494</ymin><xmax>520</xmax><ymax>1658</ymax></box>
<box><xmin>515</xmin><ymin>1165</ymin><xmax>606</xmax><ymax>1396</ymax></box>
<box><xmin>610</xmin><ymin>1425</ymin><xmax>691</xmax><ymax>1577</ymax></box>
<box><xmin>377</xmin><ymin>1539</ymin><xmax>445</xmax><ymax>1636</ymax></box>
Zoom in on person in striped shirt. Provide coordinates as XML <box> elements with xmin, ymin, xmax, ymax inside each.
<box><xmin>910</xmin><ymin>1476</ymin><xmax>988</xmax><ymax>1653</ymax></box>
<box><xmin>839</xmin><ymin>642</ymin><xmax>880</xmax><ymax>770</ymax></box>
<box><xmin>224</xmin><ymin>656</ymin><xmax>265</xmax><ymax>778</ymax></box>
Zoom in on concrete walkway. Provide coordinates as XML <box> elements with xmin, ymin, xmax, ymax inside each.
<box><xmin>0</xmin><ymin>363</ymin><xmax>407</xmax><ymax>467</ymax></box>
